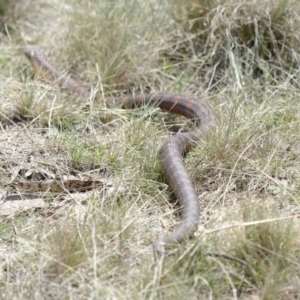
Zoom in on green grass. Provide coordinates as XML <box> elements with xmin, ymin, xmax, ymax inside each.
<box><xmin>231</xmin><ymin>206</ymin><xmax>298</xmax><ymax>299</ymax></box>
<box><xmin>1</xmin><ymin>0</ymin><xmax>300</xmax><ymax>299</ymax></box>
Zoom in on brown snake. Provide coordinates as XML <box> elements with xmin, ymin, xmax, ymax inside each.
<box><xmin>24</xmin><ymin>47</ymin><xmax>218</xmax><ymax>254</ymax></box>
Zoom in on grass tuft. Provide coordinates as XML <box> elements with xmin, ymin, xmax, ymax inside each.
<box><xmin>231</xmin><ymin>205</ymin><xmax>298</xmax><ymax>299</ymax></box>
<box><xmin>46</xmin><ymin>223</ymin><xmax>89</xmax><ymax>277</ymax></box>
<box><xmin>166</xmin><ymin>0</ymin><xmax>300</xmax><ymax>88</ymax></box>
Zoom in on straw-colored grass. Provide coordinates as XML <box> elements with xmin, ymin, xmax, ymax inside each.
<box><xmin>1</xmin><ymin>0</ymin><xmax>300</xmax><ymax>299</ymax></box>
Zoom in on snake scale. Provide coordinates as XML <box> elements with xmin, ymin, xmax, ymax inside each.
<box><xmin>24</xmin><ymin>47</ymin><xmax>218</xmax><ymax>254</ymax></box>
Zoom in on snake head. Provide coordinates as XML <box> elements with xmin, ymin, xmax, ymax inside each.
<box><xmin>23</xmin><ymin>46</ymin><xmax>44</xmax><ymax>61</ymax></box>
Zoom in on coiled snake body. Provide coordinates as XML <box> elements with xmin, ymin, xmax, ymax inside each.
<box><xmin>25</xmin><ymin>47</ymin><xmax>218</xmax><ymax>254</ymax></box>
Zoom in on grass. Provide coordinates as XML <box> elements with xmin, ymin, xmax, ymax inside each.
<box><xmin>231</xmin><ymin>205</ymin><xmax>298</xmax><ymax>299</ymax></box>
<box><xmin>1</xmin><ymin>0</ymin><xmax>300</xmax><ymax>299</ymax></box>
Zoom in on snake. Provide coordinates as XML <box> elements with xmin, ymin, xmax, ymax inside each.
<box><xmin>24</xmin><ymin>47</ymin><xmax>218</xmax><ymax>254</ymax></box>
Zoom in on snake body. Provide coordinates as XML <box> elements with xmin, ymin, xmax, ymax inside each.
<box><xmin>24</xmin><ymin>47</ymin><xmax>89</xmax><ymax>97</ymax></box>
<box><xmin>24</xmin><ymin>47</ymin><xmax>218</xmax><ymax>254</ymax></box>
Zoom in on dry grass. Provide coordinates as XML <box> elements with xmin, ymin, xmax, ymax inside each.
<box><xmin>1</xmin><ymin>0</ymin><xmax>300</xmax><ymax>299</ymax></box>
